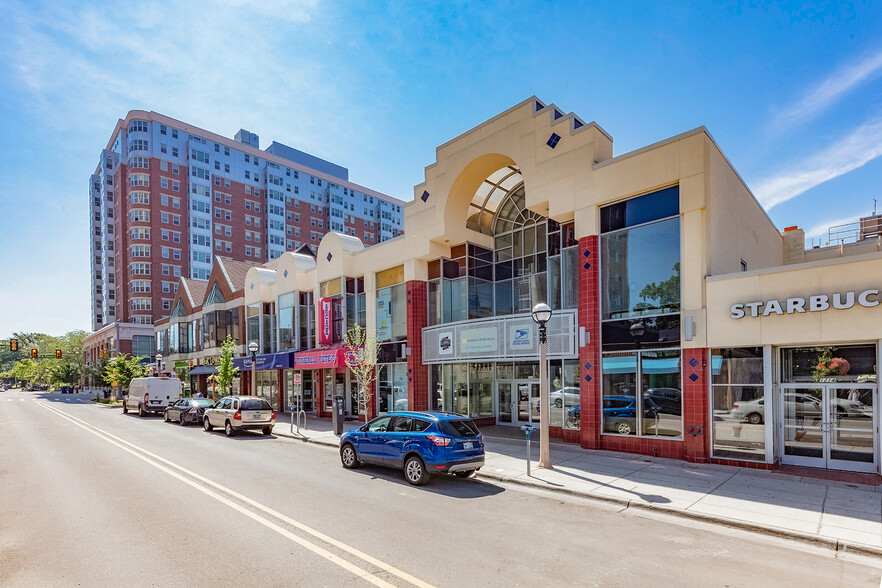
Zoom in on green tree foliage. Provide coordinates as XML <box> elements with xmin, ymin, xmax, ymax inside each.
<box><xmin>214</xmin><ymin>335</ymin><xmax>239</xmax><ymax>398</ymax></box>
<box><xmin>103</xmin><ymin>354</ymin><xmax>149</xmax><ymax>391</ymax></box>
<box><xmin>1</xmin><ymin>330</ymin><xmax>88</xmax><ymax>388</ymax></box>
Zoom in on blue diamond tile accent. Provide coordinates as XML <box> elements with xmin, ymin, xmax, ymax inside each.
<box><xmin>585</xmin><ymin>374</ymin><xmax>592</xmax><ymax>383</ymax></box>
<box><xmin>326</xmin><ymin>252</ymin><xmax>333</xmax><ymax>262</ymax></box>
<box><xmin>584</xmin><ymin>362</ymin><xmax>592</xmax><ymax>370</ymax></box>
<box><xmin>583</xmin><ymin>262</ymin><xmax>591</xmax><ymax>270</ymax></box>
<box><xmin>688</xmin><ymin>357</ymin><xmax>699</xmax><ymax>368</ymax></box>
<box><xmin>547</xmin><ymin>132</ymin><xmax>561</xmax><ymax>149</ymax></box>
<box><xmin>250</xmin><ymin>283</ymin><xmax>254</xmax><ymax>290</ymax></box>
<box><xmin>420</xmin><ymin>190</ymin><xmax>430</xmax><ymax>203</ymax></box>
<box><xmin>408</xmin><ymin>377</ymin><xmax>413</xmax><ymax>382</ymax></box>
<box><xmin>407</xmin><ymin>298</ymin><xmax>412</xmax><ymax>304</ymax></box>
<box><xmin>688</xmin><ymin>373</ymin><xmax>699</xmax><ymax>382</ymax></box>
<box><xmin>583</xmin><ymin>250</ymin><xmax>591</xmax><ymax>257</ymax></box>
<box><xmin>283</xmin><ymin>269</ymin><xmax>288</xmax><ymax>278</ymax></box>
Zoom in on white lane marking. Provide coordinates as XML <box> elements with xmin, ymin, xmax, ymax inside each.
<box><xmin>35</xmin><ymin>401</ymin><xmax>433</xmax><ymax>588</ymax></box>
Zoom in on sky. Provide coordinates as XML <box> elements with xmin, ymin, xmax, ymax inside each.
<box><xmin>1</xmin><ymin>1</ymin><xmax>881</xmax><ymax>337</ymax></box>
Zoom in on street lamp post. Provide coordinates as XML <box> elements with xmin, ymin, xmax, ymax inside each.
<box><xmin>155</xmin><ymin>354</ymin><xmax>164</xmax><ymax>377</ymax></box>
<box><xmin>531</xmin><ymin>302</ymin><xmax>553</xmax><ymax>469</ymax></box>
<box><xmin>248</xmin><ymin>341</ymin><xmax>259</xmax><ymax>397</ymax></box>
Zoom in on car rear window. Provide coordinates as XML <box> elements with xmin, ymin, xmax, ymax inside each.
<box><xmin>439</xmin><ymin>419</ymin><xmax>479</xmax><ymax>437</ymax></box>
<box><xmin>240</xmin><ymin>399</ymin><xmax>272</xmax><ymax>410</ymax></box>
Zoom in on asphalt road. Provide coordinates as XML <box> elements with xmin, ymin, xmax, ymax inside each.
<box><xmin>2</xmin><ymin>388</ymin><xmax>881</xmax><ymax>587</ymax></box>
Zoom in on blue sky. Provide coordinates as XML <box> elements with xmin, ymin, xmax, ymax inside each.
<box><xmin>1</xmin><ymin>1</ymin><xmax>881</xmax><ymax>336</ymax></box>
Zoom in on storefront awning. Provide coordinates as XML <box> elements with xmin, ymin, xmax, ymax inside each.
<box><xmin>293</xmin><ymin>346</ymin><xmax>352</xmax><ymax>369</ymax></box>
<box><xmin>187</xmin><ymin>365</ymin><xmax>217</xmax><ymax>376</ymax></box>
<box><xmin>233</xmin><ymin>351</ymin><xmax>295</xmax><ymax>371</ymax></box>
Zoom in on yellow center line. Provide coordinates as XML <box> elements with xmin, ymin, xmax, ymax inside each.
<box><xmin>35</xmin><ymin>400</ymin><xmax>434</xmax><ymax>588</ymax></box>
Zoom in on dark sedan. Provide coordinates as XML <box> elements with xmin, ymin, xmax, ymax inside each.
<box><xmin>164</xmin><ymin>397</ymin><xmax>214</xmax><ymax>426</ymax></box>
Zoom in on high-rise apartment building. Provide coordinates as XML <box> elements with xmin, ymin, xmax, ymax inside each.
<box><xmin>89</xmin><ymin>111</ymin><xmax>405</xmax><ymax>331</ymax></box>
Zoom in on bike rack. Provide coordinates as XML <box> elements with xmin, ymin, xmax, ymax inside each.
<box><xmin>290</xmin><ymin>403</ymin><xmax>307</xmax><ymax>435</ymax></box>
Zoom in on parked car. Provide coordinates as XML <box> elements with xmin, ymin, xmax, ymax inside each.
<box><xmin>603</xmin><ymin>395</ymin><xmax>660</xmax><ymax>435</ymax></box>
<box><xmin>203</xmin><ymin>395</ymin><xmax>275</xmax><ymax>436</ymax></box>
<box><xmin>549</xmin><ymin>387</ymin><xmax>580</xmax><ymax>408</ymax></box>
<box><xmin>164</xmin><ymin>397</ymin><xmax>214</xmax><ymax>426</ymax></box>
<box><xmin>123</xmin><ymin>377</ymin><xmax>182</xmax><ymax>417</ymax></box>
<box><xmin>340</xmin><ymin>412</ymin><xmax>485</xmax><ymax>486</ymax></box>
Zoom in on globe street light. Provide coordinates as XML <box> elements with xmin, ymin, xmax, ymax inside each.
<box><xmin>531</xmin><ymin>302</ymin><xmax>553</xmax><ymax>469</ymax></box>
<box><xmin>155</xmin><ymin>353</ymin><xmax>163</xmax><ymax>376</ymax></box>
<box><xmin>248</xmin><ymin>341</ymin><xmax>259</xmax><ymax>397</ymax></box>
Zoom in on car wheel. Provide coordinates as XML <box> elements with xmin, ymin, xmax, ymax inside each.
<box><xmin>454</xmin><ymin>470</ymin><xmax>475</xmax><ymax>478</ymax></box>
<box><xmin>225</xmin><ymin>421</ymin><xmax>235</xmax><ymax>437</ymax></box>
<box><xmin>340</xmin><ymin>443</ymin><xmax>360</xmax><ymax>469</ymax></box>
<box><xmin>203</xmin><ymin>417</ymin><xmax>213</xmax><ymax>432</ymax></box>
<box><xmin>262</xmin><ymin>426</ymin><xmax>273</xmax><ymax>435</ymax></box>
<box><xmin>179</xmin><ymin>413</ymin><xmax>186</xmax><ymax>426</ymax></box>
<box><xmin>615</xmin><ymin>420</ymin><xmax>632</xmax><ymax>435</ymax></box>
<box><xmin>404</xmin><ymin>455</ymin><xmax>429</xmax><ymax>486</ymax></box>
<box><xmin>122</xmin><ymin>402</ymin><xmax>128</xmax><ymax>414</ymax></box>
<box><xmin>138</xmin><ymin>404</ymin><xmax>146</xmax><ymax>418</ymax></box>
<box><xmin>747</xmin><ymin>412</ymin><xmax>763</xmax><ymax>425</ymax></box>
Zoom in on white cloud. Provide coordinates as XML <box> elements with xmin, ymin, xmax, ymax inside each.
<box><xmin>774</xmin><ymin>48</ymin><xmax>882</xmax><ymax>130</ymax></box>
<box><xmin>754</xmin><ymin>117</ymin><xmax>882</xmax><ymax>209</ymax></box>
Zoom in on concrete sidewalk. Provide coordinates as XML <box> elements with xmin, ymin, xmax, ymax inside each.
<box><xmin>275</xmin><ymin>413</ymin><xmax>882</xmax><ymax>557</ymax></box>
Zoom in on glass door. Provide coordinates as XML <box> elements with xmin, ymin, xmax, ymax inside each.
<box><xmin>497</xmin><ymin>382</ymin><xmax>513</xmax><ymax>423</ymax></box>
<box><xmin>514</xmin><ymin>381</ymin><xmax>541</xmax><ymax>425</ymax></box>
<box><xmin>828</xmin><ymin>386</ymin><xmax>875</xmax><ymax>472</ymax></box>
<box><xmin>781</xmin><ymin>384</ymin><xmax>877</xmax><ymax>472</ymax></box>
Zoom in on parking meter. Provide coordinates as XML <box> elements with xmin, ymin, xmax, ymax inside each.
<box><xmin>332</xmin><ymin>395</ymin><xmax>345</xmax><ymax>435</ymax></box>
<box><xmin>520</xmin><ymin>424</ymin><xmax>536</xmax><ymax>476</ymax></box>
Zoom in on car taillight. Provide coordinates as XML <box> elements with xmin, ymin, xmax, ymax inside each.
<box><xmin>271</xmin><ymin>410</ymin><xmax>276</xmax><ymax>419</ymax></box>
<box><xmin>426</xmin><ymin>435</ymin><xmax>451</xmax><ymax>447</ymax></box>
<box><xmin>234</xmin><ymin>410</ymin><xmax>242</xmax><ymax>420</ymax></box>
<box><xmin>144</xmin><ymin>393</ymin><xmax>149</xmax><ymax>403</ymax></box>
<box><xmin>733</xmin><ymin>403</ymin><xmax>740</xmax><ymax>409</ymax></box>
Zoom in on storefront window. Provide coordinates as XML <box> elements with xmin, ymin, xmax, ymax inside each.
<box><xmin>780</xmin><ymin>345</ymin><xmax>877</xmax><ymax>383</ymax></box>
<box><xmin>602</xmin><ymin>350</ymin><xmax>681</xmax><ymax>437</ymax></box>
<box><xmin>376</xmin><ymin>284</ymin><xmax>406</xmax><ymax>343</ymax></box>
<box><xmin>377</xmin><ymin>363</ymin><xmax>407</xmax><ymax>413</ymax></box>
<box><xmin>711</xmin><ymin>347</ymin><xmax>765</xmax><ymax>461</ymax></box>
<box><xmin>550</xmin><ymin>359</ymin><xmax>580</xmax><ymax>429</ymax></box>
<box><xmin>278</xmin><ymin>293</ymin><xmax>295</xmax><ymax>350</ymax></box>
<box><xmin>255</xmin><ymin>370</ymin><xmax>278</xmax><ymax>410</ymax></box>
<box><xmin>298</xmin><ymin>292</ymin><xmax>313</xmax><ymax>350</ymax></box>
<box><xmin>345</xmin><ymin>277</ymin><xmax>366</xmax><ymax>330</ymax></box>
<box><xmin>246</xmin><ymin>303</ymin><xmax>260</xmax><ymax>348</ymax></box>
<box><xmin>469</xmin><ymin>362</ymin><xmax>494</xmax><ymax>417</ymax></box>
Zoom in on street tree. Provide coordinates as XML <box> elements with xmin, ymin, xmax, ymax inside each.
<box><xmin>214</xmin><ymin>335</ymin><xmax>239</xmax><ymax>399</ymax></box>
<box><xmin>343</xmin><ymin>324</ymin><xmax>381</xmax><ymax>417</ymax></box>
<box><xmin>103</xmin><ymin>354</ymin><xmax>149</xmax><ymax>401</ymax></box>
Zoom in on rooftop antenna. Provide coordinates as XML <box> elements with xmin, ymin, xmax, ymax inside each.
<box><xmin>874</xmin><ymin>198</ymin><xmax>878</xmax><ymax>217</ymax></box>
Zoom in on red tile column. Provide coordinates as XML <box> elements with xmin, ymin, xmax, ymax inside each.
<box><xmin>578</xmin><ymin>236</ymin><xmax>602</xmax><ymax>450</ymax></box>
<box><xmin>406</xmin><ymin>280</ymin><xmax>429</xmax><ymax>411</ymax></box>
<box><xmin>682</xmin><ymin>347</ymin><xmax>710</xmax><ymax>463</ymax></box>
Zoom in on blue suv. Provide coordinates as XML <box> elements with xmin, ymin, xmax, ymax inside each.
<box><xmin>339</xmin><ymin>412</ymin><xmax>485</xmax><ymax>486</ymax></box>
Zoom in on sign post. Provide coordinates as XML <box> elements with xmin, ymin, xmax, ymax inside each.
<box><xmin>520</xmin><ymin>424</ymin><xmax>536</xmax><ymax>476</ymax></box>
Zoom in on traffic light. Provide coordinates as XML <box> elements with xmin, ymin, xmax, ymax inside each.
<box><xmin>9</xmin><ymin>339</ymin><xmax>17</xmax><ymax>352</ymax></box>
<box><xmin>31</xmin><ymin>349</ymin><xmax>38</xmax><ymax>359</ymax></box>
<box><xmin>55</xmin><ymin>349</ymin><xmax>62</xmax><ymax>359</ymax></box>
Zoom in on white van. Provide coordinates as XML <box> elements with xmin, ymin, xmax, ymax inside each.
<box><xmin>123</xmin><ymin>377</ymin><xmax>183</xmax><ymax>417</ymax></box>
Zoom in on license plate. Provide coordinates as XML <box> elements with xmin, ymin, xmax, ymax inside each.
<box><xmin>252</xmin><ymin>413</ymin><xmax>263</xmax><ymax>420</ymax></box>
<box><xmin>463</xmin><ymin>442</ymin><xmax>473</xmax><ymax>450</ymax></box>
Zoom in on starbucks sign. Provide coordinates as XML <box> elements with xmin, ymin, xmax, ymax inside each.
<box><xmin>730</xmin><ymin>289</ymin><xmax>879</xmax><ymax>319</ymax></box>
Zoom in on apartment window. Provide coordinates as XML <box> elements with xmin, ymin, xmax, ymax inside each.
<box><xmin>245</xmin><ymin>201</ymin><xmax>251</xmax><ymax>210</ymax></box>
<box><xmin>162</xmin><ymin>247</ymin><xmax>170</xmax><ymax>258</ymax></box>
<box><xmin>245</xmin><ymin>246</ymin><xmax>252</xmax><ymax>256</ymax></box>
<box><xmin>172</xmin><ymin>181</ymin><xmax>180</xmax><ymax>192</ymax></box>
<box><xmin>172</xmin><ymin>232</ymin><xmax>181</xmax><ymax>243</ymax></box>
<box><xmin>160</xmin><ymin>160</ymin><xmax>168</xmax><ymax>171</ymax></box>
<box><xmin>162</xmin><ymin>282</ymin><xmax>171</xmax><ymax>293</ymax></box>
<box><xmin>163</xmin><ymin>300</ymin><xmax>172</xmax><ymax>310</ymax></box>
<box><xmin>160</xmin><ymin>143</ymin><xmax>167</xmax><ymax>154</ymax></box>
<box><xmin>129</xmin><ymin>174</ymin><xmax>149</xmax><ymax>187</ymax></box>
<box><xmin>161</xmin><ymin>230</ymin><xmax>169</xmax><ymax>241</ymax></box>
<box><xmin>172</xmin><ymin>164</ymin><xmax>179</xmax><ymax>174</ymax></box>
<box><xmin>224</xmin><ymin>210</ymin><xmax>231</xmax><ymax>221</ymax></box>
<box><xmin>172</xmin><ymin>215</ymin><xmax>180</xmax><ymax>226</ymax></box>
<box><xmin>173</xmin><ymin>266</ymin><xmax>181</xmax><ymax>277</ymax></box>
<box><xmin>225</xmin><ymin>242</ymin><xmax>231</xmax><ymax>252</ymax></box>
<box><xmin>171</xmin><ymin>147</ymin><xmax>179</xmax><ymax>157</ymax></box>
<box><xmin>131</xmin><ymin>210</ymin><xmax>150</xmax><ymax>223</ymax></box>
<box><xmin>161</xmin><ymin>212</ymin><xmax>169</xmax><ymax>223</ymax></box>
<box><xmin>160</xmin><ymin>125</ymin><xmax>167</xmax><ymax>135</ymax></box>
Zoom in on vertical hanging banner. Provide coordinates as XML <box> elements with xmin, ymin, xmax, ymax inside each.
<box><xmin>318</xmin><ymin>297</ymin><xmax>334</xmax><ymax>345</ymax></box>
<box><xmin>332</xmin><ymin>298</ymin><xmax>343</xmax><ymax>342</ymax></box>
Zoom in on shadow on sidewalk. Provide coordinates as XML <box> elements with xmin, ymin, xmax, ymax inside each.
<box><xmin>343</xmin><ymin>463</ymin><xmax>506</xmax><ymax>499</ymax></box>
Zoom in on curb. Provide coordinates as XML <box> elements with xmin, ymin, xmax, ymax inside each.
<box><xmin>476</xmin><ymin>470</ymin><xmax>882</xmax><ymax>558</ymax></box>
<box><xmin>280</xmin><ymin>430</ymin><xmax>882</xmax><ymax>559</ymax></box>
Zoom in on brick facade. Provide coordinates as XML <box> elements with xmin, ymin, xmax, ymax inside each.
<box><xmin>406</xmin><ymin>280</ymin><xmax>429</xmax><ymax>411</ymax></box>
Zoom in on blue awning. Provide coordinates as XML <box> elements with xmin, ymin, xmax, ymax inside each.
<box><xmin>233</xmin><ymin>351</ymin><xmax>295</xmax><ymax>371</ymax></box>
<box><xmin>602</xmin><ymin>354</ymin><xmax>724</xmax><ymax>375</ymax></box>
